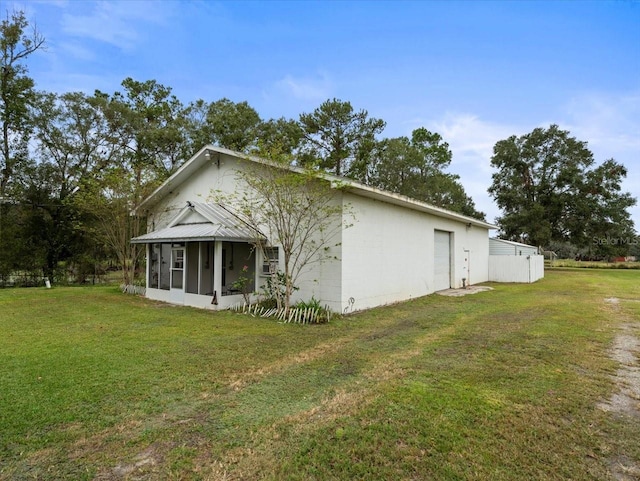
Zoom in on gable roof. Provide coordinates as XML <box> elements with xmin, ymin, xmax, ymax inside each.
<box><xmin>136</xmin><ymin>145</ymin><xmax>497</xmax><ymax>230</ymax></box>
<box><xmin>131</xmin><ymin>201</ymin><xmax>264</xmax><ymax>244</ymax></box>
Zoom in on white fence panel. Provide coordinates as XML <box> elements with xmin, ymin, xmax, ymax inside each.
<box><xmin>488</xmin><ymin>255</ymin><xmax>544</xmax><ymax>283</ymax></box>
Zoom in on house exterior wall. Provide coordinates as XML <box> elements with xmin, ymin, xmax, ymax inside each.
<box><xmin>138</xmin><ymin>149</ymin><xmax>494</xmax><ymax>313</ymax></box>
<box><xmin>290</xmin><ymin>210</ymin><xmax>343</xmax><ymax>313</ymax></box>
<box><xmin>142</xmin><ymin>153</ymin><xmax>344</xmax><ymax>311</ymax></box>
<box><xmin>339</xmin><ymin>193</ymin><xmax>490</xmax><ymax>312</ymax></box>
<box><xmin>148</xmin><ymin>153</ymin><xmax>245</xmax><ymax>231</ymax></box>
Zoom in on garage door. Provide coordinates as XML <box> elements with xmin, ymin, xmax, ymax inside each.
<box><xmin>434</xmin><ymin>230</ymin><xmax>451</xmax><ymax>291</ymax></box>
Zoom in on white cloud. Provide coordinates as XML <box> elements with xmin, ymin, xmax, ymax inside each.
<box><xmin>561</xmin><ymin>90</ymin><xmax>640</xmax><ymax>229</ymax></box>
<box><xmin>60</xmin><ymin>0</ymin><xmax>170</xmax><ymax>51</ymax></box>
<box><xmin>563</xmin><ymin>90</ymin><xmax>640</xmax><ymax>158</ymax></box>
<box><xmin>419</xmin><ymin>113</ymin><xmax>528</xmax><ymax>223</ymax></box>
<box><xmin>274</xmin><ymin>72</ymin><xmax>333</xmax><ymax>102</ymax></box>
<box><xmin>419</xmin><ymin>97</ymin><xmax>640</xmax><ymax>229</ymax></box>
<box><xmin>430</xmin><ymin>113</ymin><xmax>520</xmax><ymax>174</ymax></box>
<box><xmin>57</xmin><ymin>41</ymin><xmax>95</xmax><ymax>61</ymax></box>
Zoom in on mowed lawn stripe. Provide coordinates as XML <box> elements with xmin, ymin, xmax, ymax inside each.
<box><xmin>1</xmin><ymin>269</ymin><xmax>638</xmax><ymax>480</ymax></box>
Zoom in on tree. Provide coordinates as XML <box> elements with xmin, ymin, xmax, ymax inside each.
<box><xmin>216</xmin><ymin>146</ymin><xmax>348</xmax><ymax>311</ymax></box>
<box><xmin>583</xmin><ymin>159</ymin><xmax>637</xmax><ymax>257</ymax></box>
<box><xmin>0</xmin><ymin>11</ymin><xmax>44</xmax><ymax>283</ymax></box>
<box><xmin>98</xmin><ymin>77</ymin><xmax>188</xmax><ymax>178</ymax></box>
<box><xmin>33</xmin><ymin>91</ymin><xmax>114</xmax><ymax>198</ymax></box>
<box><xmin>0</xmin><ymin>10</ymin><xmax>44</xmax><ymax>198</ymax></box>
<box><xmin>28</xmin><ymin>91</ymin><xmax>118</xmax><ymax>281</ymax></box>
<box><xmin>255</xmin><ymin>117</ymin><xmax>303</xmax><ymax>155</ymax></box>
<box><xmin>298</xmin><ymin>98</ymin><xmax>385</xmax><ymax>178</ymax></box>
<box><xmin>488</xmin><ymin>124</ymin><xmax>636</xmax><ymax>252</ymax></box>
<box><xmin>206</xmin><ymin>98</ymin><xmax>262</xmax><ymax>152</ymax></box>
<box><xmin>370</xmin><ymin>128</ymin><xmax>484</xmax><ymax>219</ymax></box>
<box><xmin>75</xmin><ymin>167</ymin><xmax>145</xmax><ymax>285</ymax></box>
<box><xmin>91</xmin><ymin>78</ymin><xmax>190</xmax><ymax>282</ymax></box>
<box><xmin>182</xmin><ymin>98</ymin><xmax>212</xmax><ymax>156</ymax></box>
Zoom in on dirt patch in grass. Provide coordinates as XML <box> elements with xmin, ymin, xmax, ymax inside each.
<box><xmin>599</xmin><ymin>298</ymin><xmax>640</xmax><ymax>480</ymax></box>
<box><xmin>599</xmin><ymin>299</ymin><xmax>640</xmax><ymax>418</ymax></box>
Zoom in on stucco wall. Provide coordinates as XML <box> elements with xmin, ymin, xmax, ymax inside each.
<box><xmin>147</xmin><ymin>153</ymin><xmax>244</xmax><ymax>231</ymax></box>
<box><xmin>143</xmin><ymin>154</ymin><xmax>343</xmax><ymax>311</ymax></box>
<box><xmin>141</xmin><ymin>152</ymin><xmax>491</xmax><ymax>313</ymax></box>
<box><xmin>340</xmin><ymin>193</ymin><xmax>490</xmax><ymax>312</ymax></box>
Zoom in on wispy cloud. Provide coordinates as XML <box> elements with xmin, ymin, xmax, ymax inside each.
<box><xmin>274</xmin><ymin>72</ymin><xmax>333</xmax><ymax>102</ymax></box>
<box><xmin>429</xmin><ymin>113</ymin><xmax>523</xmax><ymax>174</ymax></box>
<box><xmin>415</xmin><ymin>113</ymin><xmax>525</xmax><ymax>222</ymax></box>
<box><xmin>563</xmin><ymin>90</ymin><xmax>640</xmax><ymax>157</ymax></box>
<box><xmin>561</xmin><ymin>90</ymin><xmax>640</xmax><ymax>227</ymax></box>
<box><xmin>57</xmin><ymin>41</ymin><xmax>95</xmax><ymax>61</ymax></box>
<box><xmin>60</xmin><ymin>0</ymin><xmax>170</xmax><ymax>51</ymax></box>
<box><xmin>425</xmin><ymin>93</ymin><xmax>640</xmax><ymax>225</ymax></box>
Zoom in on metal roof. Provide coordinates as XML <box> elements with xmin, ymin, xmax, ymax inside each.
<box><xmin>134</xmin><ymin>145</ymin><xmax>497</xmax><ymax>230</ymax></box>
<box><xmin>131</xmin><ymin>201</ymin><xmax>263</xmax><ymax>244</ymax></box>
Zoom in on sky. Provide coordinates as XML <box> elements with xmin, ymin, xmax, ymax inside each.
<box><xmin>8</xmin><ymin>0</ymin><xmax>640</xmax><ymax>229</ymax></box>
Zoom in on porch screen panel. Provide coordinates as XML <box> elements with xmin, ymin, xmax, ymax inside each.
<box><xmin>149</xmin><ymin>244</ymin><xmax>160</xmax><ymax>289</ymax></box>
<box><xmin>160</xmin><ymin>244</ymin><xmax>171</xmax><ymax>290</ymax></box>
<box><xmin>186</xmin><ymin>242</ymin><xmax>199</xmax><ymax>294</ymax></box>
<box><xmin>199</xmin><ymin>242</ymin><xmax>214</xmax><ymax>295</ymax></box>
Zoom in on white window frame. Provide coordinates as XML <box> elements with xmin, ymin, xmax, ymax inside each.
<box><xmin>171</xmin><ymin>244</ymin><xmax>185</xmax><ymax>289</ymax></box>
<box><xmin>261</xmin><ymin>246</ymin><xmax>279</xmax><ymax>276</ymax></box>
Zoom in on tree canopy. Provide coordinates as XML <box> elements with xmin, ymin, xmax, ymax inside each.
<box><xmin>298</xmin><ymin>98</ymin><xmax>385</xmax><ymax>178</ymax></box>
<box><xmin>369</xmin><ymin>128</ymin><xmax>484</xmax><ymax>219</ymax></box>
<box><xmin>489</xmin><ymin>124</ymin><xmax>636</xmax><ymax>256</ymax></box>
<box><xmin>14</xmin><ymin>9</ymin><xmax>618</xmax><ymax>285</ymax></box>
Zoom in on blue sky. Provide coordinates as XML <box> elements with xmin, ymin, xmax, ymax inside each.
<box><xmin>10</xmin><ymin>0</ymin><xmax>640</xmax><ymax>229</ymax></box>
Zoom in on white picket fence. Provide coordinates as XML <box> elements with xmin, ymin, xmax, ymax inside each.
<box><xmin>120</xmin><ymin>284</ymin><xmax>146</xmax><ymax>296</ymax></box>
<box><xmin>231</xmin><ymin>302</ymin><xmax>331</xmax><ymax>324</ymax></box>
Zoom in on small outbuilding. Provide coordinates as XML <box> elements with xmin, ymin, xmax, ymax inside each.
<box><xmin>488</xmin><ymin>238</ymin><xmax>544</xmax><ymax>283</ymax></box>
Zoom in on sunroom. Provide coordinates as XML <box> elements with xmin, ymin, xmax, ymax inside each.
<box><xmin>131</xmin><ymin>201</ymin><xmax>272</xmax><ymax>309</ymax></box>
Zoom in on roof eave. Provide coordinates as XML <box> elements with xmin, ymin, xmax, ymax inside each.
<box><xmin>130</xmin><ymin>236</ymin><xmax>259</xmax><ymax>244</ymax></box>
<box><xmin>134</xmin><ymin>145</ymin><xmax>498</xmax><ymax>230</ymax></box>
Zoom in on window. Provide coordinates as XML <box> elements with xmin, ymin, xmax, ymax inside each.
<box><xmin>171</xmin><ymin>244</ymin><xmax>185</xmax><ymax>289</ymax></box>
<box><xmin>262</xmin><ymin>247</ymin><xmax>279</xmax><ymax>275</ymax></box>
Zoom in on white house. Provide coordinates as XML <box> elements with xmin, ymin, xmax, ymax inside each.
<box><xmin>488</xmin><ymin>238</ymin><xmax>544</xmax><ymax>283</ymax></box>
<box><xmin>131</xmin><ymin>146</ymin><xmax>498</xmax><ymax>313</ymax></box>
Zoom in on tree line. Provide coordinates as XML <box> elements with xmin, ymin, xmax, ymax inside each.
<box><xmin>1</xmin><ymin>11</ymin><xmax>636</xmax><ymax>285</ymax></box>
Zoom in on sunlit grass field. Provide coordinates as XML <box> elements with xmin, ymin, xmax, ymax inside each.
<box><xmin>1</xmin><ymin>269</ymin><xmax>638</xmax><ymax>480</ymax></box>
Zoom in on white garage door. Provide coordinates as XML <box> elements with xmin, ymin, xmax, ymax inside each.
<box><xmin>434</xmin><ymin>230</ymin><xmax>451</xmax><ymax>291</ymax></box>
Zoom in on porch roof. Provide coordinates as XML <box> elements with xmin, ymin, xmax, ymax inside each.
<box><xmin>131</xmin><ymin>201</ymin><xmax>263</xmax><ymax>244</ymax></box>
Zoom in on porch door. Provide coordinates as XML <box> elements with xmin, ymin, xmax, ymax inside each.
<box><xmin>434</xmin><ymin>230</ymin><xmax>451</xmax><ymax>291</ymax></box>
<box><xmin>170</xmin><ymin>244</ymin><xmax>185</xmax><ymax>304</ymax></box>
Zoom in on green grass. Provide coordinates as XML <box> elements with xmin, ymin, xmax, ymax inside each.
<box><xmin>1</xmin><ymin>270</ymin><xmax>639</xmax><ymax>480</ymax></box>
<box><xmin>548</xmin><ymin>258</ymin><xmax>640</xmax><ymax>269</ymax></box>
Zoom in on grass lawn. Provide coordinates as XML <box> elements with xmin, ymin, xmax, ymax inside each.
<box><xmin>1</xmin><ymin>269</ymin><xmax>639</xmax><ymax>480</ymax></box>
<box><xmin>549</xmin><ymin>259</ymin><xmax>640</xmax><ymax>269</ymax></box>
